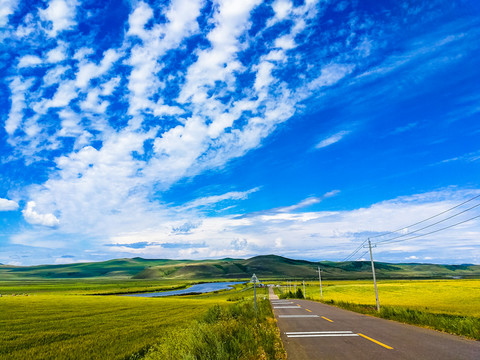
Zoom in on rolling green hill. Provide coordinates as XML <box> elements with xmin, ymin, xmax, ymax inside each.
<box><xmin>1</xmin><ymin>255</ymin><xmax>479</xmax><ymax>280</ymax></box>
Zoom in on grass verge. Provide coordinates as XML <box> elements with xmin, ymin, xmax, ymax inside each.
<box><xmin>137</xmin><ymin>298</ymin><xmax>286</xmax><ymax>360</ymax></box>
<box><xmin>320</xmin><ymin>299</ymin><xmax>480</xmax><ymax>340</ymax></box>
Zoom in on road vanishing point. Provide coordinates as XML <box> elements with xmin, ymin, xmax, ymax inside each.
<box><xmin>269</xmin><ymin>287</ymin><xmax>479</xmax><ymax>360</ymax></box>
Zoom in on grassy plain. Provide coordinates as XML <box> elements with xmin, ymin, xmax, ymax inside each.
<box><xmin>0</xmin><ymin>280</ymin><xmax>264</xmax><ymax>360</ymax></box>
<box><xmin>277</xmin><ymin>279</ymin><xmax>480</xmax><ymax>339</ymax></box>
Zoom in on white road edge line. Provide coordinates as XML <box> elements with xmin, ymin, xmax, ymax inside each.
<box><xmin>278</xmin><ymin>315</ymin><xmax>319</xmax><ymax>318</ymax></box>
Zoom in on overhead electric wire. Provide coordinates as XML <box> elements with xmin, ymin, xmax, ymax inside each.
<box><xmin>341</xmin><ymin>193</ymin><xmax>480</xmax><ymax>261</ymax></box>
<box><xmin>369</xmin><ymin>193</ymin><xmax>480</xmax><ymax>240</ymax></box>
<box><xmin>376</xmin><ymin>213</ymin><xmax>480</xmax><ymax>245</ymax></box>
<box><xmin>355</xmin><ymin>250</ymin><xmax>369</xmax><ymax>261</ymax></box>
<box><xmin>375</xmin><ymin>202</ymin><xmax>480</xmax><ymax>244</ymax></box>
<box><xmin>343</xmin><ymin>239</ymin><xmax>368</xmax><ymax>261</ymax></box>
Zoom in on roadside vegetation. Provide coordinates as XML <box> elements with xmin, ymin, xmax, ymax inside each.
<box><xmin>276</xmin><ymin>279</ymin><xmax>480</xmax><ymax>340</ymax></box>
<box><xmin>137</xmin><ymin>297</ymin><xmax>285</xmax><ymax>360</ymax></box>
<box><xmin>279</xmin><ymin>288</ymin><xmax>304</xmax><ymax>299</ymax></box>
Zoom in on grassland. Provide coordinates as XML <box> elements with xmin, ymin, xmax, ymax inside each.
<box><xmin>0</xmin><ymin>280</ymin><xmax>267</xmax><ymax>360</ymax></box>
<box><xmin>278</xmin><ymin>279</ymin><xmax>480</xmax><ymax>339</ymax></box>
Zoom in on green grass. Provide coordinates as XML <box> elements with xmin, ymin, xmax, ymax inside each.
<box><xmin>139</xmin><ymin>297</ymin><xmax>285</xmax><ymax>360</ymax></box>
<box><xmin>0</xmin><ymin>279</ymin><xmax>195</xmax><ymax>295</ymax></box>
<box><xmin>282</xmin><ymin>279</ymin><xmax>480</xmax><ymax>340</ymax></box>
<box><xmin>0</xmin><ymin>281</ymin><xmax>259</xmax><ymax>360</ymax></box>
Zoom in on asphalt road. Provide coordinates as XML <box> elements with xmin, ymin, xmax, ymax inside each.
<box><xmin>269</xmin><ymin>288</ymin><xmax>480</xmax><ymax>360</ymax></box>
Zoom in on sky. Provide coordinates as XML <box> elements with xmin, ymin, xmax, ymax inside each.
<box><xmin>1</xmin><ymin>0</ymin><xmax>479</xmax><ymax>266</ymax></box>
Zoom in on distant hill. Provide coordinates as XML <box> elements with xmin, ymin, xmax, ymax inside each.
<box><xmin>1</xmin><ymin>255</ymin><xmax>479</xmax><ymax>280</ymax></box>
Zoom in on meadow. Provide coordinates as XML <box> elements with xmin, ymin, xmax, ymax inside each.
<box><xmin>278</xmin><ymin>279</ymin><xmax>480</xmax><ymax>339</ymax></box>
<box><xmin>0</xmin><ymin>280</ymin><xmax>269</xmax><ymax>360</ymax></box>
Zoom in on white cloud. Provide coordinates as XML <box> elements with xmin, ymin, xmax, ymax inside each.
<box><xmin>309</xmin><ymin>63</ymin><xmax>355</xmax><ymax>89</ymax></box>
<box><xmin>275</xmin><ymin>35</ymin><xmax>296</xmax><ymax>50</ymax></box>
<box><xmin>18</xmin><ymin>55</ymin><xmax>43</xmax><ymax>68</ymax></box>
<box><xmin>75</xmin><ymin>49</ymin><xmax>120</xmax><ymax>89</ymax></box>
<box><xmin>39</xmin><ymin>0</ymin><xmax>78</xmax><ymax>37</ymax></box>
<box><xmin>92</xmin><ymin>189</ymin><xmax>480</xmax><ymax>263</ymax></box>
<box><xmin>22</xmin><ymin>201</ymin><xmax>60</xmax><ymax>227</ymax></box>
<box><xmin>5</xmin><ymin>77</ymin><xmax>34</xmax><ymax>135</ymax></box>
<box><xmin>315</xmin><ymin>130</ymin><xmax>351</xmax><ymax>149</ymax></box>
<box><xmin>45</xmin><ymin>41</ymin><xmax>67</xmax><ymax>63</ymax></box>
<box><xmin>0</xmin><ymin>0</ymin><xmax>19</xmax><ymax>26</ymax></box>
<box><xmin>126</xmin><ymin>0</ymin><xmax>203</xmax><ymax>117</ymax></box>
<box><xmin>11</xmin><ymin>187</ymin><xmax>480</xmax><ymax>264</ymax></box>
<box><xmin>271</xmin><ymin>0</ymin><xmax>292</xmax><ymax>21</ymax></box>
<box><xmin>0</xmin><ymin>198</ymin><xmax>19</xmax><ymax>211</ymax></box>
<box><xmin>180</xmin><ymin>188</ymin><xmax>259</xmax><ymax>210</ymax></box>
<box><xmin>42</xmin><ymin>65</ymin><xmax>69</xmax><ymax>86</ymax></box>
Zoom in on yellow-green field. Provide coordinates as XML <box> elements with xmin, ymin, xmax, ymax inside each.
<box><xmin>0</xmin><ymin>281</ymin><xmax>264</xmax><ymax>360</ymax></box>
<box><xmin>301</xmin><ymin>279</ymin><xmax>480</xmax><ymax>317</ymax></box>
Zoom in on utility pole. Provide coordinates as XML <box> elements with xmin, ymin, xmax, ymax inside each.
<box><xmin>317</xmin><ymin>266</ymin><xmax>323</xmax><ymax>300</ymax></box>
<box><xmin>367</xmin><ymin>239</ymin><xmax>380</xmax><ymax>312</ymax></box>
<box><xmin>251</xmin><ymin>273</ymin><xmax>258</xmax><ymax>314</ymax></box>
<box><xmin>303</xmin><ymin>280</ymin><xmax>305</xmax><ymax>298</ymax></box>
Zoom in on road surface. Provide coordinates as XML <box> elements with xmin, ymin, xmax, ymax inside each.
<box><xmin>269</xmin><ymin>287</ymin><xmax>479</xmax><ymax>359</ymax></box>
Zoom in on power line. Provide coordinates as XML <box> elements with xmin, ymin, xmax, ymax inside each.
<box><xmin>376</xmin><ymin>202</ymin><xmax>480</xmax><ymax>244</ymax></box>
<box><xmin>342</xmin><ymin>193</ymin><xmax>480</xmax><ymax>261</ymax></box>
<box><xmin>369</xmin><ymin>193</ymin><xmax>480</xmax><ymax>239</ymax></box>
<box><xmin>355</xmin><ymin>250</ymin><xmax>369</xmax><ymax>261</ymax></box>
<box><xmin>343</xmin><ymin>239</ymin><xmax>368</xmax><ymax>261</ymax></box>
<box><xmin>376</xmin><ymin>214</ymin><xmax>480</xmax><ymax>245</ymax></box>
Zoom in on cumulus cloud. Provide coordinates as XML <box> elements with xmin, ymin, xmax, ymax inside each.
<box><xmin>0</xmin><ymin>198</ymin><xmax>19</xmax><ymax>211</ymax></box>
<box><xmin>39</xmin><ymin>0</ymin><xmax>78</xmax><ymax>37</ymax></box>
<box><xmin>22</xmin><ymin>201</ymin><xmax>60</xmax><ymax>227</ymax></box>
<box><xmin>0</xmin><ymin>0</ymin><xmax>19</xmax><ymax>26</ymax></box>
<box><xmin>18</xmin><ymin>55</ymin><xmax>43</xmax><ymax>68</ymax></box>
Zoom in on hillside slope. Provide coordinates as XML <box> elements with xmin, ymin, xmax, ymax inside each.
<box><xmin>1</xmin><ymin>255</ymin><xmax>479</xmax><ymax>280</ymax></box>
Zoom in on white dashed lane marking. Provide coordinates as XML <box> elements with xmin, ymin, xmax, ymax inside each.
<box><xmin>286</xmin><ymin>331</ymin><xmax>359</xmax><ymax>338</ymax></box>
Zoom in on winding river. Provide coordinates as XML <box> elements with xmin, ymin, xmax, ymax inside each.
<box><xmin>124</xmin><ymin>281</ymin><xmax>243</xmax><ymax>297</ymax></box>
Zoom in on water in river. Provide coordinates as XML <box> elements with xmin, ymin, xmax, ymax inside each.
<box><xmin>124</xmin><ymin>281</ymin><xmax>243</xmax><ymax>297</ymax></box>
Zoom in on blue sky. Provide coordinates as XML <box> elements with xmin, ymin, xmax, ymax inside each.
<box><xmin>1</xmin><ymin>0</ymin><xmax>479</xmax><ymax>266</ymax></box>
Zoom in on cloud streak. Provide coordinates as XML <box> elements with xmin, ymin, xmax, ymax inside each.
<box><xmin>315</xmin><ymin>131</ymin><xmax>351</xmax><ymax>149</ymax></box>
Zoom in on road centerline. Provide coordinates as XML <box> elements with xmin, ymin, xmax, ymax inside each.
<box><xmin>358</xmin><ymin>333</ymin><xmax>394</xmax><ymax>350</ymax></box>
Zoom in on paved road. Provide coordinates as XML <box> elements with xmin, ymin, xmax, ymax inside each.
<box><xmin>269</xmin><ymin>288</ymin><xmax>479</xmax><ymax>360</ymax></box>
